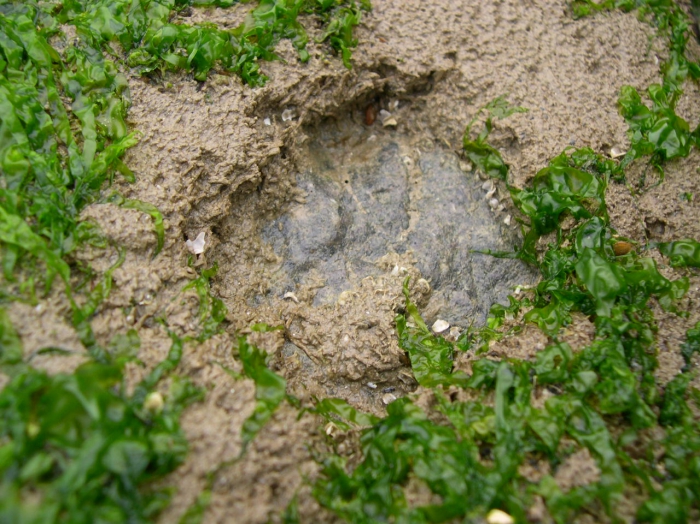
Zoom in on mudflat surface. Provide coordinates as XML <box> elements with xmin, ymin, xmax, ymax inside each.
<box><xmin>263</xmin><ymin>138</ymin><xmax>536</xmax><ymax>324</ymax></box>
<box><xmin>7</xmin><ymin>1</ymin><xmax>700</xmax><ymax>522</ymax></box>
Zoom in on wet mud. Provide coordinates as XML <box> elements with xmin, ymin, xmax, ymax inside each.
<box><xmin>6</xmin><ymin>0</ymin><xmax>700</xmax><ymax>522</ymax></box>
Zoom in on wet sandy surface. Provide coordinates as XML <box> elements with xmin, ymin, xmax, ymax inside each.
<box><xmin>6</xmin><ymin>1</ymin><xmax>700</xmax><ymax>522</ymax></box>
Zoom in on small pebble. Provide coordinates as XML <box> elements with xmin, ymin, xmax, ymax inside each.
<box><xmin>365</xmin><ymin>104</ymin><xmax>377</xmax><ymax>125</ymax></box>
<box><xmin>489</xmin><ymin>198</ymin><xmax>499</xmax><ymax>210</ymax></box>
<box><xmin>144</xmin><ymin>392</ymin><xmax>164</xmax><ymax>413</ymax></box>
<box><xmin>366</xmin><ymin>382</ymin><xmax>377</xmax><ymax>389</ymax></box>
<box><xmin>613</xmin><ymin>241</ymin><xmax>633</xmax><ymax>256</ymax></box>
<box><xmin>263</xmin><ymin>117</ymin><xmax>271</xmax><ymax>126</ymax></box>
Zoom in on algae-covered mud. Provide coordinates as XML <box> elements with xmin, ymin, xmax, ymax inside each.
<box><xmin>2</xmin><ymin>0</ymin><xmax>700</xmax><ymax>523</ymax></box>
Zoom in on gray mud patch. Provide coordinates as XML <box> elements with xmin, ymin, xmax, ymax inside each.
<box><xmin>263</xmin><ymin>127</ymin><xmax>536</xmax><ymax>327</ymax></box>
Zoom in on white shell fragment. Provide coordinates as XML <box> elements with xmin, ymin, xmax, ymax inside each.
<box><xmin>486</xmin><ymin>509</ymin><xmax>515</xmax><ymax>524</ymax></box>
<box><xmin>263</xmin><ymin>117</ymin><xmax>271</xmax><ymax>126</ymax></box>
<box><xmin>283</xmin><ymin>291</ymin><xmax>300</xmax><ymax>303</ymax></box>
<box><xmin>610</xmin><ymin>146</ymin><xmax>626</xmax><ymax>158</ymax></box>
<box><xmin>504</xmin><ymin>214</ymin><xmax>512</xmax><ymax>226</ymax></box>
<box><xmin>379</xmin><ymin>109</ymin><xmax>397</xmax><ymax>127</ymax></box>
<box><xmin>382</xmin><ymin>393</ymin><xmax>397</xmax><ymax>405</ymax></box>
<box><xmin>185</xmin><ymin>232</ymin><xmax>206</xmax><ymax>255</ymax></box>
<box><xmin>338</xmin><ymin>290</ymin><xmax>354</xmax><ymax>306</ymax></box>
<box><xmin>391</xmin><ymin>265</ymin><xmax>407</xmax><ymax>277</ymax></box>
<box><xmin>485</xmin><ymin>183</ymin><xmax>497</xmax><ymax>199</ymax></box>
<box><xmin>325</xmin><ymin>422</ymin><xmax>338</xmax><ymax>437</ymax></box>
<box><xmin>432</xmin><ymin>319</ymin><xmax>450</xmax><ymax>334</ymax></box>
<box><xmin>281</xmin><ymin>108</ymin><xmax>295</xmax><ymax>122</ymax></box>
<box><xmin>489</xmin><ymin>198</ymin><xmax>500</xmax><ymax>211</ymax></box>
<box><xmin>366</xmin><ymin>382</ymin><xmax>378</xmax><ymax>389</ymax></box>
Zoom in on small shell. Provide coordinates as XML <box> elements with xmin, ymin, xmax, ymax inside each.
<box><xmin>397</xmin><ymin>370</ymin><xmax>415</xmax><ymax>384</ymax></box>
<box><xmin>365</xmin><ymin>104</ymin><xmax>377</xmax><ymax>125</ymax></box>
<box><xmin>432</xmin><ymin>319</ymin><xmax>450</xmax><ymax>334</ymax></box>
<box><xmin>382</xmin><ymin>393</ymin><xmax>397</xmax><ymax>405</ymax></box>
<box><xmin>366</xmin><ymin>382</ymin><xmax>377</xmax><ymax>389</ymax></box>
<box><xmin>610</xmin><ymin>146</ymin><xmax>626</xmax><ymax>159</ymax></box>
<box><xmin>486</xmin><ymin>509</ymin><xmax>515</xmax><ymax>524</ymax></box>
<box><xmin>503</xmin><ymin>214</ymin><xmax>512</xmax><ymax>226</ymax></box>
<box><xmin>488</xmin><ymin>198</ymin><xmax>500</xmax><ymax>210</ymax></box>
<box><xmin>325</xmin><ymin>422</ymin><xmax>338</xmax><ymax>437</ymax></box>
<box><xmin>459</xmin><ymin>160</ymin><xmax>472</xmax><ymax>172</ymax></box>
<box><xmin>416</xmin><ymin>278</ymin><xmax>431</xmax><ymax>294</ymax></box>
<box><xmin>263</xmin><ymin>117</ymin><xmax>271</xmax><ymax>126</ymax></box>
<box><xmin>390</xmin><ymin>265</ymin><xmax>407</xmax><ymax>277</ymax></box>
<box><xmin>338</xmin><ymin>290</ymin><xmax>353</xmax><ymax>306</ymax></box>
<box><xmin>379</xmin><ymin>109</ymin><xmax>397</xmax><ymax>127</ymax></box>
<box><xmin>185</xmin><ymin>232</ymin><xmax>206</xmax><ymax>255</ymax></box>
<box><xmin>283</xmin><ymin>291</ymin><xmax>300</xmax><ymax>303</ymax></box>
<box><xmin>613</xmin><ymin>241</ymin><xmax>633</xmax><ymax>256</ymax></box>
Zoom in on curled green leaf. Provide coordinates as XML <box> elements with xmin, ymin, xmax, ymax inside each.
<box><xmin>657</xmin><ymin>239</ymin><xmax>700</xmax><ymax>267</ymax></box>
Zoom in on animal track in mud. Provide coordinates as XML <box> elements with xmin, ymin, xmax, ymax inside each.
<box><xmin>263</xmin><ymin>133</ymin><xmax>536</xmax><ymax>327</ymax></box>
